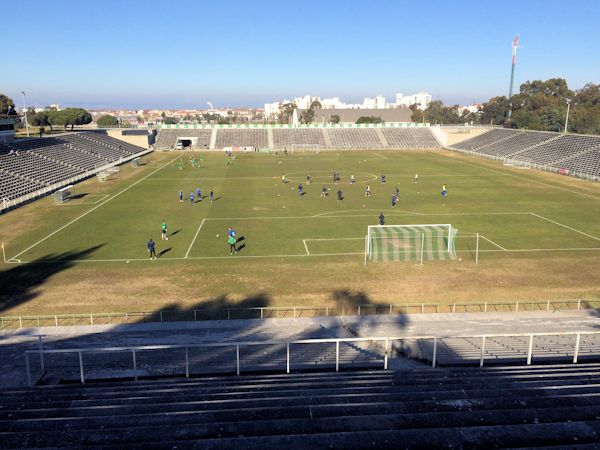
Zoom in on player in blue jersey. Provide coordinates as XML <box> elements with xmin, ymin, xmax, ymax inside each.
<box><xmin>189</xmin><ymin>191</ymin><xmax>195</xmax><ymax>204</ymax></box>
<box><xmin>196</xmin><ymin>187</ymin><xmax>202</xmax><ymax>201</ymax></box>
<box><xmin>441</xmin><ymin>184</ymin><xmax>447</xmax><ymax>197</ymax></box>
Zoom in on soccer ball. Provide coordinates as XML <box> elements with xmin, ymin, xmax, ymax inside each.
<box><xmin>126</xmin><ymin>260</ymin><xmax>130</xmax><ymax>263</ymax></box>
<box><xmin>278</xmin><ymin>161</ymin><xmax>282</xmax><ymax>165</ymax></box>
<box><xmin>216</xmin><ymin>234</ymin><xmax>219</xmax><ymax>237</ymax></box>
<box><xmin>459</xmin><ymin>258</ymin><xmax>462</xmax><ymax>262</ymax></box>
<box><xmin>283</xmin><ymin>205</ymin><xmax>286</xmax><ymax>208</ymax></box>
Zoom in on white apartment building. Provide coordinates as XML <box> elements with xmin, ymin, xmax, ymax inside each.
<box><xmin>395</xmin><ymin>92</ymin><xmax>432</xmax><ymax>110</ymax></box>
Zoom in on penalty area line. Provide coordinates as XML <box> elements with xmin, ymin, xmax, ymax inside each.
<box><xmin>479</xmin><ymin>235</ymin><xmax>507</xmax><ymax>251</ymax></box>
<box><xmin>529</xmin><ymin>212</ymin><xmax>600</xmax><ymax>242</ymax></box>
<box><xmin>302</xmin><ymin>239</ymin><xmax>310</xmax><ymax>255</ymax></box>
<box><xmin>8</xmin><ymin>155</ymin><xmax>180</xmax><ymax>262</ymax></box>
<box><xmin>185</xmin><ymin>218</ymin><xmax>206</xmax><ymax>259</ymax></box>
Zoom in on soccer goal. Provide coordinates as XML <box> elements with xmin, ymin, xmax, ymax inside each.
<box><xmin>291</xmin><ymin>144</ymin><xmax>320</xmax><ymax>154</ymax></box>
<box><xmin>365</xmin><ymin>224</ymin><xmax>458</xmax><ymax>266</ymax></box>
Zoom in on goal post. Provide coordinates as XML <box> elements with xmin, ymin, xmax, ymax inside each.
<box><xmin>291</xmin><ymin>144</ymin><xmax>320</xmax><ymax>154</ymax></box>
<box><xmin>365</xmin><ymin>224</ymin><xmax>458</xmax><ymax>264</ymax></box>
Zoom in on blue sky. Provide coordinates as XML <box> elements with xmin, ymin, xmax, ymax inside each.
<box><xmin>3</xmin><ymin>0</ymin><xmax>599</xmax><ymax>109</ymax></box>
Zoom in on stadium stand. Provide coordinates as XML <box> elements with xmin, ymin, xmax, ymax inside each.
<box><xmin>513</xmin><ymin>134</ymin><xmax>600</xmax><ymax>166</ymax></box>
<box><xmin>451</xmin><ymin>128</ymin><xmax>521</xmax><ymax>151</ymax></box>
<box><xmin>328</xmin><ymin>128</ymin><xmax>384</xmax><ymax>148</ymax></box>
<box><xmin>154</xmin><ymin>129</ymin><xmax>212</xmax><ymax>150</ymax></box>
<box><xmin>215</xmin><ymin>129</ymin><xmax>268</xmax><ymax>149</ymax></box>
<box><xmin>477</xmin><ymin>131</ymin><xmax>558</xmax><ymax>157</ymax></box>
<box><xmin>557</xmin><ymin>147</ymin><xmax>600</xmax><ymax>176</ymax></box>
<box><xmin>156</xmin><ymin>127</ymin><xmax>440</xmax><ymax>150</ymax></box>
<box><xmin>3</xmin><ymin>364</ymin><xmax>600</xmax><ymax>448</ymax></box>
<box><xmin>380</xmin><ymin>127</ymin><xmax>440</xmax><ymax>148</ymax></box>
<box><xmin>273</xmin><ymin>128</ymin><xmax>326</xmax><ymax>148</ymax></box>
<box><xmin>0</xmin><ymin>132</ymin><xmax>149</xmax><ymax>206</ymax></box>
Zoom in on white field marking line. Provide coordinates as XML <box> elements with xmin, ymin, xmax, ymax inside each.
<box><xmin>204</xmin><ymin>212</ymin><xmax>531</xmax><ymax>221</ymax></box>
<box><xmin>7</xmin><ymin>156</ymin><xmax>180</xmax><ymax>262</ymax></box>
<box><xmin>185</xmin><ymin>218</ymin><xmax>206</xmax><ymax>259</ymax></box>
<box><xmin>313</xmin><ymin>209</ymin><xmax>424</xmax><ymax>217</ymax></box>
<box><xmin>479</xmin><ymin>234</ymin><xmax>507</xmax><ymax>251</ymax></box>
<box><xmin>529</xmin><ymin>212</ymin><xmax>600</xmax><ymax>242</ymax></box>
<box><xmin>11</xmin><ymin>246</ymin><xmax>600</xmax><ymax>264</ymax></box>
<box><xmin>302</xmin><ymin>239</ymin><xmax>310</xmax><ymax>255</ymax></box>
<box><xmin>150</xmin><ymin>176</ymin><xmax>278</xmax><ymax>181</ymax></box>
<box><xmin>57</xmin><ymin>194</ymin><xmax>110</xmax><ymax>206</ymax></box>
<box><xmin>432</xmin><ymin>151</ymin><xmax>600</xmax><ymax>201</ymax></box>
<box><xmin>304</xmin><ymin>237</ymin><xmax>364</xmax><ymax>241</ymax></box>
<box><xmin>10</xmin><ymin>252</ymin><xmax>366</xmax><ymax>263</ymax></box>
<box><xmin>371</xmin><ymin>152</ymin><xmax>388</xmax><ymax>160</ymax></box>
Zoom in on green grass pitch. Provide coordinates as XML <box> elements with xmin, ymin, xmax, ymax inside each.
<box><xmin>5</xmin><ymin>150</ymin><xmax>600</xmax><ymax>263</ymax></box>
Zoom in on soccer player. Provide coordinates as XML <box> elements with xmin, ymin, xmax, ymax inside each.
<box><xmin>441</xmin><ymin>184</ymin><xmax>447</xmax><ymax>197</ymax></box>
<box><xmin>196</xmin><ymin>187</ymin><xmax>202</xmax><ymax>201</ymax></box>
<box><xmin>306</xmin><ymin>174</ymin><xmax>312</xmax><ymax>184</ymax></box>
<box><xmin>350</xmin><ymin>174</ymin><xmax>356</xmax><ymax>184</ymax></box>
<box><xmin>281</xmin><ymin>174</ymin><xmax>287</xmax><ymax>184</ymax></box>
<box><xmin>209</xmin><ymin>189</ymin><xmax>214</xmax><ymax>203</ymax></box>
<box><xmin>179</xmin><ymin>190</ymin><xmax>183</xmax><ymax>202</ymax></box>
<box><xmin>189</xmin><ymin>191</ymin><xmax>195</xmax><ymax>204</ymax></box>
<box><xmin>298</xmin><ymin>183</ymin><xmax>303</xmax><ymax>196</ymax></box>
<box><xmin>365</xmin><ymin>185</ymin><xmax>371</xmax><ymax>197</ymax></box>
<box><xmin>337</xmin><ymin>189</ymin><xmax>343</xmax><ymax>201</ymax></box>
<box><xmin>147</xmin><ymin>238</ymin><xmax>157</xmax><ymax>259</ymax></box>
<box><xmin>381</xmin><ymin>174</ymin><xmax>386</xmax><ymax>184</ymax></box>
<box><xmin>228</xmin><ymin>234</ymin><xmax>237</xmax><ymax>255</ymax></box>
<box><xmin>391</xmin><ymin>194</ymin><xmax>397</xmax><ymax>208</ymax></box>
<box><xmin>161</xmin><ymin>220</ymin><xmax>168</xmax><ymax>240</ymax></box>
<box><xmin>321</xmin><ymin>186</ymin><xmax>328</xmax><ymax>198</ymax></box>
<box><xmin>379</xmin><ymin>212</ymin><xmax>385</xmax><ymax>226</ymax></box>
<box><xmin>395</xmin><ymin>186</ymin><xmax>400</xmax><ymax>197</ymax></box>
<box><xmin>229</xmin><ymin>226</ymin><xmax>236</xmax><ymax>238</ymax></box>
<box><xmin>414</xmin><ymin>173</ymin><xmax>419</xmax><ymax>184</ymax></box>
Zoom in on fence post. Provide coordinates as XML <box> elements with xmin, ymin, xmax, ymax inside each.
<box><xmin>480</xmin><ymin>336</ymin><xmax>486</xmax><ymax>367</ymax></box>
<box><xmin>421</xmin><ymin>304</ymin><xmax>424</xmax><ymax>314</ymax></box>
<box><xmin>452</xmin><ymin>303</ymin><xmax>456</xmax><ymax>313</ymax></box>
<box><xmin>527</xmin><ymin>335</ymin><xmax>534</xmax><ymax>365</ymax></box>
<box><xmin>38</xmin><ymin>336</ymin><xmax>44</xmax><ymax>371</ymax></box>
<box><xmin>484</xmin><ymin>302</ymin><xmax>488</xmax><ymax>313</ymax></box>
<box><xmin>432</xmin><ymin>337</ymin><xmax>437</xmax><ymax>368</ymax></box>
<box><xmin>577</xmin><ymin>299</ymin><xmax>581</xmax><ymax>310</ymax></box>
<box><xmin>573</xmin><ymin>333</ymin><xmax>581</xmax><ymax>364</ymax></box>
<box><xmin>260</xmin><ymin>308</ymin><xmax>264</xmax><ymax>319</ymax></box>
<box><xmin>547</xmin><ymin>300</ymin><xmax>550</xmax><ymax>311</ymax></box>
<box><xmin>194</xmin><ymin>310</ymin><xmax>197</xmax><ymax>321</ymax></box>
<box><xmin>384</xmin><ymin>338</ymin><xmax>389</xmax><ymax>370</ymax></box>
<box><xmin>293</xmin><ymin>307</ymin><xmax>296</xmax><ymax>318</ymax></box>
<box><xmin>185</xmin><ymin>347</ymin><xmax>189</xmax><ymax>378</ymax></box>
<box><xmin>79</xmin><ymin>351</ymin><xmax>85</xmax><ymax>384</ymax></box>
<box><xmin>90</xmin><ymin>314</ymin><xmax>94</xmax><ymax>325</ymax></box>
<box><xmin>389</xmin><ymin>304</ymin><xmax>393</xmax><ymax>315</ymax></box>
<box><xmin>160</xmin><ymin>311</ymin><xmax>163</xmax><ymax>322</ymax></box>
<box><xmin>335</xmin><ymin>341</ymin><xmax>340</xmax><ymax>372</ymax></box>
<box><xmin>286</xmin><ymin>343</ymin><xmax>290</xmax><ymax>374</ymax></box>
<box><xmin>25</xmin><ymin>353</ymin><xmax>32</xmax><ymax>387</ymax></box>
<box><xmin>19</xmin><ymin>316</ymin><xmax>22</xmax><ymax>328</ymax></box>
<box><xmin>236</xmin><ymin>345</ymin><xmax>240</xmax><ymax>375</ymax></box>
<box><xmin>132</xmin><ymin>349</ymin><xmax>137</xmax><ymax>381</ymax></box>
<box><xmin>515</xmin><ymin>301</ymin><xmax>519</xmax><ymax>312</ymax></box>
<box><xmin>72</xmin><ymin>315</ymin><xmax>75</xmax><ymax>325</ymax></box>
<box><xmin>325</xmin><ymin>307</ymin><xmax>329</xmax><ymax>317</ymax></box>
<box><xmin>358</xmin><ymin>306</ymin><xmax>361</xmax><ymax>316</ymax></box>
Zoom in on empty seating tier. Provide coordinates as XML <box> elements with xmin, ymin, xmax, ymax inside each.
<box><xmin>381</xmin><ymin>128</ymin><xmax>440</xmax><ymax>148</ymax></box>
<box><xmin>328</xmin><ymin>129</ymin><xmax>384</xmax><ymax>148</ymax></box>
<box><xmin>514</xmin><ymin>134</ymin><xmax>600</xmax><ymax>165</ymax></box>
<box><xmin>2</xmin><ymin>364</ymin><xmax>600</xmax><ymax>448</ymax></box>
<box><xmin>273</xmin><ymin>129</ymin><xmax>326</xmax><ymax>148</ymax></box>
<box><xmin>557</xmin><ymin>148</ymin><xmax>600</xmax><ymax>176</ymax></box>
<box><xmin>155</xmin><ymin>129</ymin><xmax>212</xmax><ymax>149</ymax></box>
<box><xmin>452</xmin><ymin>128</ymin><xmax>521</xmax><ymax>151</ymax></box>
<box><xmin>478</xmin><ymin>131</ymin><xmax>557</xmax><ymax>157</ymax></box>
<box><xmin>215</xmin><ymin>129</ymin><xmax>268</xmax><ymax>148</ymax></box>
<box><xmin>0</xmin><ymin>132</ymin><xmax>147</xmax><ymax>204</ymax></box>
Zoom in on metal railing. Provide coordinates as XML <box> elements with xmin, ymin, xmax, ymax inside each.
<box><xmin>24</xmin><ymin>330</ymin><xmax>600</xmax><ymax>386</ymax></box>
<box><xmin>3</xmin><ymin>299</ymin><xmax>598</xmax><ymax>330</ymax></box>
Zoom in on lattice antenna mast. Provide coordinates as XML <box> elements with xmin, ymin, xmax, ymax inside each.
<box><xmin>507</xmin><ymin>35</ymin><xmax>522</xmax><ymax>119</ymax></box>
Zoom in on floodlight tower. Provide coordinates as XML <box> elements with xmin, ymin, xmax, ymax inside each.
<box><xmin>507</xmin><ymin>35</ymin><xmax>521</xmax><ymax>119</ymax></box>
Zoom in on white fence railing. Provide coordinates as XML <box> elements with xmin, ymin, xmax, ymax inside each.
<box><xmin>24</xmin><ymin>330</ymin><xmax>600</xmax><ymax>386</ymax></box>
<box><xmin>2</xmin><ymin>299</ymin><xmax>598</xmax><ymax>330</ymax></box>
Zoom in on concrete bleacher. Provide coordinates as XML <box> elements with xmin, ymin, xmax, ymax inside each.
<box><xmin>215</xmin><ymin>129</ymin><xmax>269</xmax><ymax>149</ymax></box>
<box><xmin>512</xmin><ymin>134</ymin><xmax>600</xmax><ymax>166</ymax></box>
<box><xmin>451</xmin><ymin>128</ymin><xmax>522</xmax><ymax>151</ymax></box>
<box><xmin>477</xmin><ymin>131</ymin><xmax>558</xmax><ymax>157</ymax></box>
<box><xmin>380</xmin><ymin>127</ymin><xmax>440</xmax><ymax>148</ymax></box>
<box><xmin>155</xmin><ymin>129</ymin><xmax>213</xmax><ymax>149</ymax></box>
<box><xmin>328</xmin><ymin>128</ymin><xmax>384</xmax><ymax>148</ymax></box>
<box><xmin>2</xmin><ymin>364</ymin><xmax>600</xmax><ymax>448</ymax></box>
<box><xmin>0</xmin><ymin>132</ymin><xmax>148</xmax><ymax>204</ymax></box>
<box><xmin>557</xmin><ymin>148</ymin><xmax>600</xmax><ymax>176</ymax></box>
<box><xmin>273</xmin><ymin>129</ymin><xmax>326</xmax><ymax>148</ymax></box>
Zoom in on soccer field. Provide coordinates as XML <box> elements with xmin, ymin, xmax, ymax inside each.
<box><xmin>2</xmin><ymin>149</ymin><xmax>600</xmax><ymax>315</ymax></box>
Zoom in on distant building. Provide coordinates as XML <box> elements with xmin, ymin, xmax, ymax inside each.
<box><xmin>395</xmin><ymin>92</ymin><xmax>432</xmax><ymax>110</ymax></box>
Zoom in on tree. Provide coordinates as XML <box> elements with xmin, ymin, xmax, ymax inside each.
<box><xmin>421</xmin><ymin>101</ymin><xmax>461</xmax><ymax>125</ymax></box>
<box><xmin>480</xmin><ymin>96</ymin><xmax>510</xmax><ymax>125</ymax></box>
<box><xmin>0</xmin><ymin>94</ymin><xmax>15</xmax><ymax>115</ymax></box>
<box><xmin>356</xmin><ymin>116</ymin><xmax>383</xmax><ymax>124</ymax></box>
<box><xmin>299</xmin><ymin>100</ymin><xmax>322</xmax><ymax>124</ymax></box>
<box><xmin>97</xmin><ymin>114</ymin><xmax>119</xmax><ymax>127</ymax></box>
<box><xmin>30</xmin><ymin>111</ymin><xmax>53</xmax><ymax>130</ymax></box>
<box><xmin>48</xmin><ymin>108</ymin><xmax>92</xmax><ymax>131</ymax></box>
<box><xmin>163</xmin><ymin>117</ymin><xmax>178</xmax><ymax>124</ymax></box>
<box><xmin>278</xmin><ymin>102</ymin><xmax>296</xmax><ymax>124</ymax></box>
<box><xmin>409</xmin><ymin>104</ymin><xmax>424</xmax><ymax>123</ymax></box>
<box><xmin>330</xmin><ymin>114</ymin><xmax>340</xmax><ymax>124</ymax></box>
